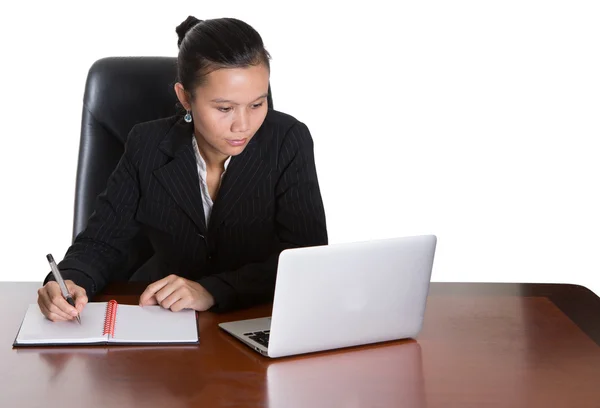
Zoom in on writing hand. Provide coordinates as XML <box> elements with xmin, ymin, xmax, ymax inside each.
<box><xmin>37</xmin><ymin>280</ymin><xmax>88</xmax><ymax>322</ymax></box>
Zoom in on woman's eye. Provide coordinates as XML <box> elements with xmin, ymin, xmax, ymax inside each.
<box><xmin>218</xmin><ymin>107</ymin><xmax>232</xmax><ymax>113</ymax></box>
<box><xmin>251</xmin><ymin>103</ymin><xmax>264</xmax><ymax>109</ymax></box>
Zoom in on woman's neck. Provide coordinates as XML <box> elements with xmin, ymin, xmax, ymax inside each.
<box><xmin>194</xmin><ymin>134</ymin><xmax>228</xmax><ymax>172</ymax></box>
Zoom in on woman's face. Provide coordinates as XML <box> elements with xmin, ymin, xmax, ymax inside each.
<box><xmin>175</xmin><ymin>64</ymin><xmax>270</xmax><ymax>162</ymax></box>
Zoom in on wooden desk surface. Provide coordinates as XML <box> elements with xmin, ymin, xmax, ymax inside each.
<box><xmin>2</xmin><ymin>282</ymin><xmax>599</xmax><ymax>407</ymax></box>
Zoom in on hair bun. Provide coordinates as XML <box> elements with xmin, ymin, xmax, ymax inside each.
<box><xmin>176</xmin><ymin>16</ymin><xmax>202</xmax><ymax>48</ymax></box>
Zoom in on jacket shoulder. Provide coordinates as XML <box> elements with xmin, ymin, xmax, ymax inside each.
<box><xmin>127</xmin><ymin>115</ymin><xmax>180</xmax><ymax>145</ymax></box>
<box><xmin>259</xmin><ymin>109</ymin><xmax>313</xmax><ymax>145</ymax></box>
<box><xmin>262</xmin><ymin>109</ymin><xmax>304</xmax><ymax>132</ymax></box>
<box><xmin>123</xmin><ymin>115</ymin><xmax>183</xmax><ymax>161</ymax></box>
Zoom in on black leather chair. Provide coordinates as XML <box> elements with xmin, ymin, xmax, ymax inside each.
<box><xmin>73</xmin><ymin>56</ymin><xmax>274</xmax><ymax>280</ymax></box>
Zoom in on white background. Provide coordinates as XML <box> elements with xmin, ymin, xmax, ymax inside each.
<box><xmin>0</xmin><ymin>1</ymin><xmax>598</xmax><ymax>296</ymax></box>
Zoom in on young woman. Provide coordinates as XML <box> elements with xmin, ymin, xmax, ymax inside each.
<box><xmin>37</xmin><ymin>16</ymin><xmax>328</xmax><ymax>321</ymax></box>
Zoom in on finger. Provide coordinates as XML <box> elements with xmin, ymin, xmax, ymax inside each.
<box><xmin>46</xmin><ymin>284</ymin><xmax>78</xmax><ymax>317</ymax></box>
<box><xmin>67</xmin><ymin>282</ymin><xmax>88</xmax><ymax>312</ymax></box>
<box><xmin>74</xmin><ymin>295</ymin><xmax>88</xmax><ymax>313</ymax></box>
<box><xmin>159</xmin><ymin>287</ymin><xmax>186</xmax><ymax>310</ymax></box>
<box><xmin>139</xmin><ymin>275</ymin><xmax>174</xmax><ymax>305</ymax></box>
<box><xmin>139</xmin><ymin>294</ymin><xmax>158</xmax><ymax>306</ymax></box>
<box><xmin>48</xmin><ymin>301</ymin><xmax>76</xmax><ymax>320</ymax></box>
<box><xmin>169</xmin><ymin>297</ymin><xmax>189</xmax><ymax>312</ymax></box>
<box><xmin>38</xmin><ymin>296</ymin><xmax>68</xmax><ymax>322</ymax></box>
<box><xmin>38</xmin><ymin>286</ymin><xmax>72</xmax><ymax>320</ymax></box>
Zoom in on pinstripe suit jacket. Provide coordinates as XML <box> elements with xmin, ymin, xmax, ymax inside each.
<box><xmin>47</xmin><ymin>109</ymin><xmax>328</xmax><ymax>311</ymax></box>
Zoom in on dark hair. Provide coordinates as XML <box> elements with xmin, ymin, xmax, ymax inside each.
<box><xmin>175</xmin><ymin>16</ymin><xmax>271</xmax><ymax>97</ymax></box>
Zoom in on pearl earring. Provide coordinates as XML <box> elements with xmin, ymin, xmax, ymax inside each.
<box><xmin>184</xmin><ymin>110</ymin><xmax>192</xmax><ymax>123</ymax></box>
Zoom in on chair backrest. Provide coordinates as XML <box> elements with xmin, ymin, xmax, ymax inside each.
<box><xmin>73</xmin><ymin>56</ymin><xmax>274</xmax><ymax>279</ymax></box>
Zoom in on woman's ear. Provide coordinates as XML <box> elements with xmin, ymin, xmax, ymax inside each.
<box><xmin>174</xmin><ymin>83</ymin><xmax>191</xmax><ymax>110</ymax></box>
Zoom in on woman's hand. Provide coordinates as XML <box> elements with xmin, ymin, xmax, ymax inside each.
<box><xmin>139</xmin><ymin>275</ymin><xmax>215</xmax><ymax>312</ymax></box>
<box><xmin>37</xmin><ymin>280</ymin><xmax>88</xmax><ymax>322</ymax></box>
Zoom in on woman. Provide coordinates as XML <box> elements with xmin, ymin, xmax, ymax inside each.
<box><xmin>37</xmin><ymin>16</ymin><xmax>328</xmax><ymax>321</ymax></box>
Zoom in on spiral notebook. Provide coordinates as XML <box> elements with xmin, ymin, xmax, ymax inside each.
<box><xmin>13</xmin><ymin>300</ymin><xmax>199</xmax><ymax>346</ymax></box>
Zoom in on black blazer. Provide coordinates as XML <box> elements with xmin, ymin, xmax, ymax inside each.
<box><xmin>46</xmin><ymin>110</ymin><xmax>328</xmax><ymax>311</ymax></box>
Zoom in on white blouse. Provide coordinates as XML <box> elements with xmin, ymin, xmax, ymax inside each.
<box><xmin>191</xmin><ymin>136</ymin><xmax>231</xmax><ymax>225</ymax></box>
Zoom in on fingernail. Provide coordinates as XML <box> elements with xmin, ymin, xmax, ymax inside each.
<box><xmin>71</xmin><ymin>310</ymin><xmax>78</xmax><ymax>316</ymax></box>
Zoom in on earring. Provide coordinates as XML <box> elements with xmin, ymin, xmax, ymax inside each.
<box><xmin>184</xmin><ymin>110</ymin><xmax>192</xmax><ymax>123</ymax></box>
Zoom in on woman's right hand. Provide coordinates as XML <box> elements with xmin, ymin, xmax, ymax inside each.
<box><xmin>37</xmin><ymin>280</ymin><xmax>88</xmax><ymax>322</ymax></box>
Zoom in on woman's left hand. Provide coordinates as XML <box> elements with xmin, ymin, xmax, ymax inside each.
<box><xmin>139</xmin><ymin>275</ymin><xmax>215</xmax><ymax>312</ymax></box>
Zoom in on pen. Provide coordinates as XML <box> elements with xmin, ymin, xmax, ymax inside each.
<box><xmin>46</xmin><ymin>254</ymin><xmax>81</xmax><ymax>324</ymax></box>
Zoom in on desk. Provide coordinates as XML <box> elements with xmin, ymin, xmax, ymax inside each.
<box><xmin>2</xmin><ymin>282</ymin><xmax>599</xmax><ymax>407</ymax></box>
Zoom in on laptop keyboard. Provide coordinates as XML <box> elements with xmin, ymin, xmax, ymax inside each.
<box><xmin>244</xmin><ymin>330</ymin><xmax>270</xmax><ymax>348</ymax></box>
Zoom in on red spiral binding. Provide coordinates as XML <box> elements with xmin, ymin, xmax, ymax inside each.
<box><xmin>102</xmin><ymin>300</ymin><xmax>118</xmax><ymax>338</ymax></box>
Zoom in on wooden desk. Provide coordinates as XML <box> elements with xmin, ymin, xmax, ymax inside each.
<box><xmin>2</xmin><ymin>282</ymin><xmax>599</xmax><ymax>407</ymax></box>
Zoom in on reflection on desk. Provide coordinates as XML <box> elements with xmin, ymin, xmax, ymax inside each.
<box><xmin>15</xmin><ymin>346</ymin><xmax>205</xmax><ymax>408</ymax></box>
<box><xmin>267</xmin><ymin>340</ymin><xmax>424</xmax><ymax>408</ymax></box>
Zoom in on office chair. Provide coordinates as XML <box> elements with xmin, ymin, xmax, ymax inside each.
<box><xmin>73</xmin><ymin>56</ymin><xmax>274</xmax><ymax>280</ymax></box>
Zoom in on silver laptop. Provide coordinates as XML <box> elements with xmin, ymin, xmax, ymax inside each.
<box><xmin>218</xmin><ymin>234</ymin><xmax>437</xmax><ymax>358</ymax></box>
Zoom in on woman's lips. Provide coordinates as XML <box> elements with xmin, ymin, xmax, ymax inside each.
<box><xmin>226</xmin><ymin>139</ymin><xmax>247</xmax><ymax>146</ymax></box>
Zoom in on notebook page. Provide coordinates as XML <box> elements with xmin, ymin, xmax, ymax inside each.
<box><xmin>109</xmin><ymin>305</ymin><xmax>198</xmax><ymax>343</ymax></box>
<box><xmin>15</xmin><ymin>303</ymin><xmax>108</xmax><ymax>345</ymax></box>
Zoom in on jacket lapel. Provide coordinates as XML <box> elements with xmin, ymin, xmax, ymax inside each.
<box><xmin>153</xmin><ymin>119</ymin><xmax>207</xmax><ymax>234</ymax></box>
<box><xmin>208</xmin><ymin>135</ymin><xmax>272</xmax><ymax>234</ymax></box>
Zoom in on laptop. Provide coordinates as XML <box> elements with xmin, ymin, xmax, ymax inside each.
<box><xmin>218</xmin><ymin>234</ymin><xmax>437</xmax><ymax>358</ymax></box>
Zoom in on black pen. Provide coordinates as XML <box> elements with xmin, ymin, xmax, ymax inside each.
<box><xmin>46</xmin><ymin>254</ymin><xmax>81</xmax><ymax>324</ymax></box>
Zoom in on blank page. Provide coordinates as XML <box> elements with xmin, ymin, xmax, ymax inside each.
<box><xmin>14</xmin><ymin>303</ymin><xmax>108</xmax><ymax>345</ymax></box>
<box><xmin>109</xmin><ymin>305</ymin><xmax>198</xmax><ymax>343</ymax></box>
